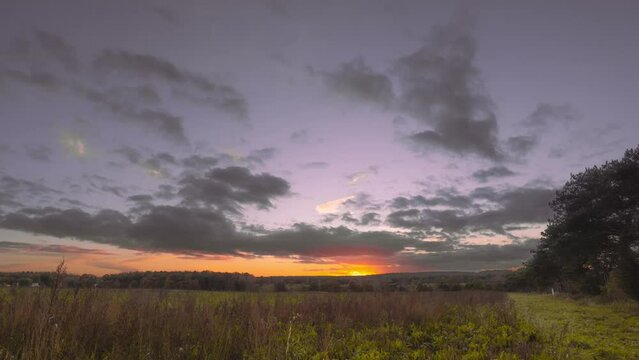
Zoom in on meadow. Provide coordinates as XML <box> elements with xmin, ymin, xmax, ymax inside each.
<box><xmin>2</xmin><ymin>288</ymin><xmax>627</xmax><ymax>360</ymax></box>
<box><xmin>511</xmin><ymin>293</ymin><xmax>639</xmax><ymax>359</ymax></box>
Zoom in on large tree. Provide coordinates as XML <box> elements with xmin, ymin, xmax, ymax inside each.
<box><xmin>520</xmin><ymin>146</ymin><xmax>639</xmax><ymax>298</ymax></box>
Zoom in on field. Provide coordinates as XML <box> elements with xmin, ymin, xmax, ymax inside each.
<box><xmin>511</xmin><ymin>293</ymin><xmax>639</xmax><ymax>359</ymax></box>
<box><xmin>0</xmin><ymin>289</ymin><xmax>637</xmax><ymax>359</ymax></box>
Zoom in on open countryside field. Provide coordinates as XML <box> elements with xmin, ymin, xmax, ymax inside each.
<box><xmin>0</xmin><ymin>289</ymin><xmax>636</xmax><ymax>360</ymax></box>
<box><xmin>510</xmin><ymin>293</ymin><xmax>639</xmax><ymax>359</ymax></box>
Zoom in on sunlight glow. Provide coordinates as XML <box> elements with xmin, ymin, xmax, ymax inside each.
<box><xmin>315</xmin><ymin>195</ymin><xmax>355</xmax><ymax>214</ymax></box>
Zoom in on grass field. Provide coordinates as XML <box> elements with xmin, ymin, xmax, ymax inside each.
<box><xmin>510</xmin><ymin>293</ymin><xmax>639</xmax><ymax>359</ymax></box>
<box><xmin>0</xmin><ymin>289</ymin><xmax>637</xmax><ymax>359</ymax></box>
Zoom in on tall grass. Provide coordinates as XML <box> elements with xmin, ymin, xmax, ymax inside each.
<box><xmin>0</xmin><ymin>289</ymin><xmax>559</xmax><ymax>359</ymax></box>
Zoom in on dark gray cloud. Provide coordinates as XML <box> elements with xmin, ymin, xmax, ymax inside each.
<box><xmin>472</xmin><ymin>166</ymin><xmax>516</xmax><ymax>182</ymax></box>
<box><xmin>387</xmin><ymin>187</ymin><xmax>555</xmax><ymax>236</ymax></box>
<box><xmin>0</xmin><ymin>240</ymin><xmax>112</xmax><ymax>255</ymax></box>
<box><xmin>113</xmin><ymin>146</ymin><xmax>177</xmax><ymax>177</ymax></box>
<box><xmin>394</xmin><ymin>18</ymin><xmax>501</xmax><ymax>160</ymax></box>
<box><xmin>320</xmin><ymin>214</ymin><xmax>339</xmax><ymax>223</ymax></box>
<box><xmin>548</xmin><ymin>148</ymin><xmax>566</xmax><ymax>159</ymax></box>
<box><xmin>246</xmin><ymin>147</ymin><xmax>278</xmax><ymax>165</ymax></box>
<box><xmin>246</xmin><ymin>223</ymin><xmax>413</xmax><ymax>258</ymax></box>
<box><xmin>0</xmin><ymin>205</ymin><xmax>236</xmax><ymax>254</ymax></box>
<box><xmin>93</xmin><ymin>50</ymin><xmax>248</xmax><ymax>119</ymax></box>
<box><xmin>178</xmin><ymin>166</ymin><xmax>290</xmax><ymax>213</ymax></box>
<box><xmin>182</xmin><ymin>155</ymin><xmax>219</xmax><ymax>170</ymax></box>
<box><xmin>320</xmin><ymin>58</ymin><xmax>395</xmax><ymax>107</ymax></box>
<box><xmin>343</xmin><ymin>192</ymin><xmax>382</xmax><ymax>211</ymax></box>
<box><xmin>0</xmin><ymin>69</ymin><xmax>61</xmax><ymax>91</ymax></box>
<box><xmin>300</xmin><ymin>161</ymin><xmax>329</xmax><ymax>169</ymax></box>
<box><xmin>340</xmin><ymin>211</ymin><xmax>381</xmax><ymax>226</ymax></box>
<box><xmin>154</xmin><ymin>184</ymin><xmax>177</xmax><ymax>200</ymax></box>
<box><xmin>215</xmin><ymin>147</ymin><xmax>278</xmax><ymax>167</ymax></box>
<box><xmin>523</xmin><ymin>103</ymin><xmax>580</xmax><ymax>128</ymax></box>
<box><xmin>397</xmin><ymin>239</ymin><xmax>538</xmax><ymax>271</ymax></box>
<box><xmin>81</xmin><ymin>174</ymin><xmax>130</xmax><ymax>198</ymax></box>
<box><xmin>25</xmin><ymin>145</ymin><xmax>53</xmax><ymax>162</ymax></box>
<box><xmin>0</xmin><ymin>176</ymin><xmax>61</xmax><ymax>211</ymax></box>
<box><xmin>359</xmin><ymin>212</ymin><xmax>381</xmax><ymax>226</ymax></box>
<box><xmin>127</xmin><ymin>205</ymin><xmax>238</xmax><ymax>253</ymax></box>
<box><xmin>149</xmin><ymin>7</ymin><xmax>181</xmax><ymax>26</ymax></box>
<box><xmin>1</xmin><ymin>207</ymin><xmax>131</xmax><ymax>245</ymax></box>
<box><xmin>0</xmin><ymin>205</ymin><xmax>415</xmax><ymax>259</ymax></box>
<box><xmin>290</xmin><ymin>130</ymin><xmax>308</xmax><ymax>143</ymax></box>
<box><xmin>8</xmin><ymin>30</ymin><xmax>79</xmax><ymax>72</ymax></box>
<box><xmin>390</xmin><ymin>189</ymin><xmax>473</xmax><ymax>209</ymax></box>
<box><xmin>505</xmin><ymin>135</ymin><xmax>538</xmax><ymax>158</ymax></box>
<box><xmin>127</xmin><ymin>194</ymin><xmax>154</xmax><ymax>214</ymax></box>
<box><xmin>33</xmin><ymin>30</ymin><xmax>80</xmax><ymax>71</ymax></box>
<box><xmin>74</xmin><ymin>85</ymin><xmax>187</xmax><ymax>143</ymax></box>
<box><xmin>341</xmin><ymin>212</ymin><xmax>358</xmax><ymax>223</ymax></box>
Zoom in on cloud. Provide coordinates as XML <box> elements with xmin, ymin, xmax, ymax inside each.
<box><xmin>290</xmin><ymin>130</ymin><xmax>308</xmax><ymax>143</ymax></box>
<box><xmin>320</xmin><ymin>58</ymin><xmax>395</xmax><ymax>107</ymax></box>
<box><xmin>0</xmin><ymin>176</ymin><xmax>62</xmax><ymax>211</ymax></box>
<box><xmin>0</xmin><ymin>178</ymin><xmax>549</xmax><ymax>268</ymax></box>
<box><xmin>386</xmin><ymin>187</ymin><xmax>555</xmax><ymax>236</ymax></box>
<box><xmin>25</xmin><ymin>145</ymin><xmax>53</xmax><ymax>162</ymax></box>
<box><xmin>149</xmin><ymin>7</ymin><xmax>181</xmax><ymax>26</ymax></box>
<box><xmin>523</xmin><ymin>103</ymin><xmax>580</xmax><ymax>128</ymax></box>
<box><xmin>394</xmin><ymin>16</ymin><xmax>501</xmax><ymax>159</ymax></box>
<box><xmin>93</xmin><ymin>50</ymin><xmax>248</xmax><ymax>119</ymax></box>
<box><xmin>343</xmin><ymin>192</ymin><xmax>381</xmax><ymax>211</ymax></box>
<box><xmin>341</xmin><ymin>212</ymin><xmax>381</xmax><ymax>226</ymax></box>
<box><xmin>114</xmin><ymin>146</ymin><xmax>177</xmax><ymax>178</ymax></box>
<box><xmin>80</xmin><ymin>174</ymin><xmax>130</xmax><ymax>198</ymax></box>
<box><xmin>301</xmin><ymin>161</ymin><xmax>329</xmax><ymax>169</ymax></box>
<box><xmin>127</xmin><ymin>206</ymin><xmax>238</xmax><ymax>253</ymax></box>
<box><xmin>390</xmin><ymin>189</ymin><xmax>472</xmax><ymax>209</ymax></box>
<box><xmin>74</xmin><ymin>85</ymin><xmax>187</xmax><ymax>143</ymax></box>
<box><xmin>215</xmin><ymin>147</ymin><xmax>278</xmax><ymax>167</ymax></box>
<box><xmin>0</xmin><ymin>205</ymin><xmax>416</xmax><ymax>259</ymax></box>
<box><xmin>245</xmin><ymin>223</ymin><xmax>413</xmax><ymax>258</ymax></box>
<box><xmin>33</xmin><ymin>30</ymin><xmax>80</xmax><ymax>71</ymax></box>
<box><xmin>315</xmin><ymin>195</ymin><xmax>355</xmax><ymax>214</ymax></box>
<box><xmin>1</xmin><ymin>208</ymin><xmax>131</xmax><ymax>245</ymax></box>
<box><xmin>178</xmin><ymin>166</ymin><xmax>290</xmax><ymax>213</ymax></box>
<box><xmin>182</xmin><ymin>155</ymin><xmax>219</xmax><ymax>170</ymax></box>
<box><xmin>472</xmin><ymin>166</ymin><xmax>516</xmax><ymax>182</ymax></box>
<box><xmin>347</xmin><ymin>166</ymin><xmax>378</xmax><ymax>185</ymax></box>
<box><xmin>8</xmin><ymin>30</ymin><xmax>79</xmax><ymax>72</ymax></box>
<box><xmin>0</xmin><ymin>69</ymin><xmax>61</xmax><ymax>91</ymax></box>
<box><xmin>505</xmin><ymin>135</ymin><xmax>537</xmax><ymax>158</ymax></box>
<box><xmin>0</xmin><ymin>241</ymin><xmax>113</xmax><ymax>256</ymax></box>
<box><xmin>397</xmin><ymin>239</ymin><xmax>538</xmax><ymax>271</ymax></box>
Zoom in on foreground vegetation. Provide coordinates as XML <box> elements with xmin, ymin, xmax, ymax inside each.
<box><xmin>0</xmin><ymin>288</ymin><xmax>585</xmax><ymax>360</ymax></box>
<box><xmin>511</xmin><ymin>293</ymin><xmax>639</xmax><ymax>359</ymax></box>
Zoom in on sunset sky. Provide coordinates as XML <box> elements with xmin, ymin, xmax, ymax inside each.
<box><xmin>1</xmin><ymin>0</ymin><xmax>638</xmax><ymax>276</ymax></box>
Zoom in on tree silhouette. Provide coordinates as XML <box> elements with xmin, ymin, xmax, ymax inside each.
<box><xmin>518</xmin><ymin>146</ymin><xmax>639</xmax><ymax>298</ymax></box>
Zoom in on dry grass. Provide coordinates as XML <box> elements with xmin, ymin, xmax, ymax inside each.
<box><xmin>0</xmin><ymin>289</ymin><xmax>562</xmax><ymax>359</ymax></box>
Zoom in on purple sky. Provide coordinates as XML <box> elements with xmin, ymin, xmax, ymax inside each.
<box><xmin>1</xmin><ymin>0</ymin><xmax>638</xmax><ymax>275</ymax></box>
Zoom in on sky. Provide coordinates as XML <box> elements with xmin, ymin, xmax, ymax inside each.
<box><xmin>0</xmin><ymin>0</ymin><xmax>638</xmax><ymax>276</ymax></box>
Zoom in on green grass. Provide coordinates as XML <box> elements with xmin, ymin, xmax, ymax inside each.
<box><xmin>0</xmin><ymin>289</ymin><xmax>561</xmax><ymax>359</ymax></box>
<box><xmin>510</xmin><ymin>293</ymin><xmax>639</xmax><ymax>359</ymax></box>
<box><xmin>2</xmin><ymin>288</ymin><xmax>637</xmax><ymax>359</ymax></box>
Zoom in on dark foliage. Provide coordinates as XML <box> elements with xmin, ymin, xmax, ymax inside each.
<box><xmin>511</xmin><ymin>146</ymin><xmax>639</xmax><ymax>299</ymax></box>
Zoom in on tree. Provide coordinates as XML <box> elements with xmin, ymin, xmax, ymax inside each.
<box><xmin>521</xmin><ymin>146</ymin><xmax>639</xmax><ymax>298</ymax></box>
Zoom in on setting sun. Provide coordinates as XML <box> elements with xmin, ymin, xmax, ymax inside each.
<box><xmin>347</xmin><ymin>270</ymin><xmax>371</xmax><ymax>276</ymax></box>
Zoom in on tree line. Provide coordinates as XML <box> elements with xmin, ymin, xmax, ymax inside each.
<box><xmin>507</xmin><ymin>146</ymin><xmax>639</xmax><ymax>300</ymax></box>
<box><xmin>0</xmin><ymin>270</ymin><xmax>509</xmax><ymax>293</ymax></box>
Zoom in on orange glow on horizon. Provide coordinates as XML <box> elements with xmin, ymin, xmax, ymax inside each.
<box><xmin>0</xmin><ymin>231</ymin><xmax>392</xmax><ymax>277</ymax></box>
